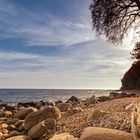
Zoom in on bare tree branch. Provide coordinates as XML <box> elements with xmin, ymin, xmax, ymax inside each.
<box><xmin>90</xmin><ymin>0</ymin><xmax>140</xmax><ymax>44</ymax></box>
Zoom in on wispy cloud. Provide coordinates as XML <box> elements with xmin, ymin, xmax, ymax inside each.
<box><xmin>0</xmin><ymin>39</ymin><xmax>132</xmax><ymax>88</ymax></box>
<box><xmin>0</xmin><ymin>0</ymin><xmax>95</xmax><ymax>46</ymax></box>
<box><xmin>0</xmin><ymin>0</ymin><xmax>133</xmax><ymax>89</ymax></box>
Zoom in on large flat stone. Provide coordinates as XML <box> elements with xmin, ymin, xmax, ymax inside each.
<box><xmin>80</xmin><ymin>127</ymin><xmax>134</xmax><ymax>140</ymax></box>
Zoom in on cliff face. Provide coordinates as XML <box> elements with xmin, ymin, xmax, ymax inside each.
<box><xmin>121</xmin><ymin>61</ymin><xmax>140</xmax><ymax>90</ymax></box>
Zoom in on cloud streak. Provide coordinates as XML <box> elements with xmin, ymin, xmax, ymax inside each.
<box><xmin>0</xmin><ymin>0</ymin><xmax>95</xmax><ymax>46</ymax></box>
<box><xmin>0</xmin><ymin>0</ymin><xmax>133</xmax><ymax>89</ymax></box>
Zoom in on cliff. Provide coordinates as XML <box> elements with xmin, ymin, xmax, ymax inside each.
<box><xmin>121</xmin><ymin>61</ymin><xmax>140</xmax><ymax>90</ymax></box>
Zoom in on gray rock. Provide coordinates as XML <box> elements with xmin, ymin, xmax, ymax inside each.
<box><xmin>85</xmin><ymin>95</ymin><xmax>97</xmax><ymax>106</ymax></box>
<box><xmin>98</xmin><ymin>96</ymin><xmax>110</xmax><ymax>102</ymax></box>
<box><xmin>56</xmin><ymin>103</ymin><xmax>72</xmax><ymax>112</ymax></box>
<box><xmin>109</xmin><ymin>91</ymin><xmax>128</xmax><ymax>99</ymax></box>
<box><xmin>68</xmin><ymin>96</ymin><xmax>79</xmax><ymax>102</ymax></box>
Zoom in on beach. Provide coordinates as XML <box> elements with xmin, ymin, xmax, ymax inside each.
<box><xmin>0</xmin><ymin>91</ymin><xmax>138</xmax><ymax>140</ymax></box>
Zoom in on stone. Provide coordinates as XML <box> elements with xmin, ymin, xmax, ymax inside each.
<box><xmin>0</xmin><ymin>132</ymin><xmax>3</xmax><ymax>139</ymax></box>
<box><xmin>7</xmin><ymin>130</ymin><xmax>20</xmax><ymax>138</ymax></box>
<box><xmin>131</xmin><ymin>102</ymin><xmax>140</xmax><ymax>140</ymax></box>
<box><xmin>15</xmin><ymin>120</ymin><xmax>24</xmax><ymax>128</ymax></box>
<box><xmin>55</xmin><ymin>100</ymin><xmax>63</xmax><ymax>105</ymax></box>
<box><xmin>119</xmin><ymin>92</ymin><xmax>128</xmax><ymax>98</ymax></box>
<box><xmin>109</xmin><ymin>91</ymin><xmax>128</xmax><ymax>99</ymax></box>
<box><xmin>5</xmin><ymin>135</ymin><xmax>32</xmax><ymax>140</ymax></box>
<box><xmin>24</xmin><ymin>106</ymin><xmax>61</xmax><ymax>130</ymax></box>
<box><xmin>47</xmin><ymin>102</ymin><xmax>55</xmax><ymax>106</ymax></box>
<box><xmin>65</xmin><ymin>107</ymin><xmax>83</xmax><ymax>116</ymax></box>
<box><xmin>7</xmin><ymin>124</ymin><xmax>16</xmax><ymax>131</ymax></box>
<box><xmin>1</xmin><ymin>123</ymin><xmax>8</xmax><ymax>129</ymax></box>
<box><xmin>13</xmin><ymin>107</ymin><xmax>37</xmax><ymax>120</ymax></box>
<box><xmin>0</xmin><ymin>103</ymin><xmax>7</xmax><ymax>108</ymax></box>
<box><xmin>0</xmin><ymin>117</ymin><xmax>7</xmax><ymax>122</ymax></box>
<box><xmin>87</xmin><ymin>110</ymin><xmax>108</xmax><ymax>122</ymax></box>
<box><xmin>6</xmin><ymin>118</ymin><xmax>20</xmax><ymax>125</ymax></box>
<box><xmin>56</xmin><ymin>103</ymin><xmax>72</xmax><ymax>112</ymax></box>
<box><xmin>0</xmin><ymin>112</ymin><xmax>5</xmax><ymax>117</ymax></box>
<box><xmin>109</xmin><ymin>92</ymin><xmax>119</xmax><ymax>99</ymax></box>
<box><xmin>80</xmin><ymin>127</ymin><xmax>134</xmax><ymax>140</ymax></box>
<box><xmin>18</xmin><ymin>106</ymin><xmax>26</xmax><ymax>110</ymax></box>
<box><xmin>18</xmin><ymin>123</ymin><xmax>24</xmax><ymax>131</ymax></box>
<box><xmin>68</xmin><ymin>96</ymin><xmax>79</xmax><ymax>102</ymax></box>
<box><xmin>0</xmin><ymin>111</ymin><xmax>12</xmax><ymax>118</ymax></box>
<box><xmin>50</xmin><ymin>133</ymin><xmax>78</xmax><ymax>140</ymax></box>
<box><xmin>2</xmin><ymin>129</ymin><xmax>9</xmax><ymax>134</ymax></box>
<box><xmin>85</xmin><ymin>95</ymin><xmax>97</xmax><ymax>106</ymax></box>
<box><xmin>17</xmin><ymin>102</ymin><xmax>36</xmax><ymax>107</ymax></box>
<box><xmin>124</xmin><ymin>103</ymin><xmax>135</xmax><ymax>112</ymax></box>
<box><xmin>98</xmin><ymin>96</ymin><xmax>110</xmax><ymax>102</ymax></box>
<box><xmin>5</xmin><ymin>105</ymin><xmax>16</xmax><ymax>112</ymax></box>
<box><xmin>128</xmin><ymin>93</ymin><xmax>137</xmax><ymax>97</ymax></box>
<box><xmin>28</xmin><ymin>118</ymin><xmax>56</xmax><ymax>139</ymax></box>
<box><xmin>5</xmin><ymin>111</ymin><xmax>12</xmax><ymax>118</ymax></box>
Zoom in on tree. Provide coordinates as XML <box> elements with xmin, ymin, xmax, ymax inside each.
<box><xmin>90</xmin><ymin>0</ymin><xmax>140</xmax><ymax>44</ymax></box>
<box><xmin>131</xmin><ymin>41</ymin><xmax>140</xmax><ymax>59</ymax></box>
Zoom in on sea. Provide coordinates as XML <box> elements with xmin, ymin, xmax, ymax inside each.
<box><xmin>0</xmin><ymin>89</ymin><xmax>114</xmax><ymax>103</ymax></box>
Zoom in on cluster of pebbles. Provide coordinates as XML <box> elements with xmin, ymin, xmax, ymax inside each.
<box><xmin>57</xmin><ymin>93</ymin><xmax>137</xmax><ymax>137</ymax></box>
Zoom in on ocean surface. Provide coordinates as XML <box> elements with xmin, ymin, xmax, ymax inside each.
<box><xmin>0</xmin><ymin>89</ymin><xmax>114</xmax><ymax>103</ymax></box>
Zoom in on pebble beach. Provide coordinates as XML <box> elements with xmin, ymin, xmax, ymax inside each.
<box><xmin>0</xmin><ymin>91</ymin><xmax>138</xmax><ymax>140</ymax></box>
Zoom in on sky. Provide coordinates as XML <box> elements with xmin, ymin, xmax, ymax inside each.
<box><xmin>0</xmin><ymin>0</ymin><xmax>134</xmax><ymax>89</ymax></box>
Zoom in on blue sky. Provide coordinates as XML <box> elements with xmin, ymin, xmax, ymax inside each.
<box><xmin>0</xmin><ymin>0</ymin><xmax>133</xmax><ymax>89</ymax></box>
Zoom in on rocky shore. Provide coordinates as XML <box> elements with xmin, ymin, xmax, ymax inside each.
<box><xmin>0</xmin><ymin>91</ymin><xmax>138</xmax><ymax>140</ymax></box>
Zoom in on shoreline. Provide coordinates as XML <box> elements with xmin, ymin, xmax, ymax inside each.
<box><xmin>0</xmin><ymin>89</ymin><xmax>116</xmax><ymax>103</ymax></box>
<box><xmin>0</xmin><ymin>89</ymin><xmax>138</xmax><ymax>104</ymax></box>
<box><xmin>0</xmin><ymin>91</ymin><xmax>138</xmax><ymax>139</ymax></box>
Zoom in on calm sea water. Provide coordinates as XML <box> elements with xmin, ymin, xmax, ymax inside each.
<box><xmin>0</xmin><ymin>89</ymin><xmax>112</xmax><ymax>103</ymax></box>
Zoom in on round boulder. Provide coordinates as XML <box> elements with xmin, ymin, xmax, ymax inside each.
<box><xmin>56</xmin><ymin>103</ymin><xmax>72</xmax><ymax>112</ymax></box>
<box><xmin>28</xmin><ymin>118</ymin><xmax>56</xmax><ymax>139</ymax></box>
<box><xmin>13</xmin><ymin>107</ymin><xmax>37</xmax><ymax>120</ymax></box>
<box><xmin>24</xmin><ymin>106</ymin><xmax>61</xmax><ymax>130</ymax></box>
<box><xmin>68</xmin><ymin>96</ymin><xmax>79</xmax><ymax>102</ymax></box>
